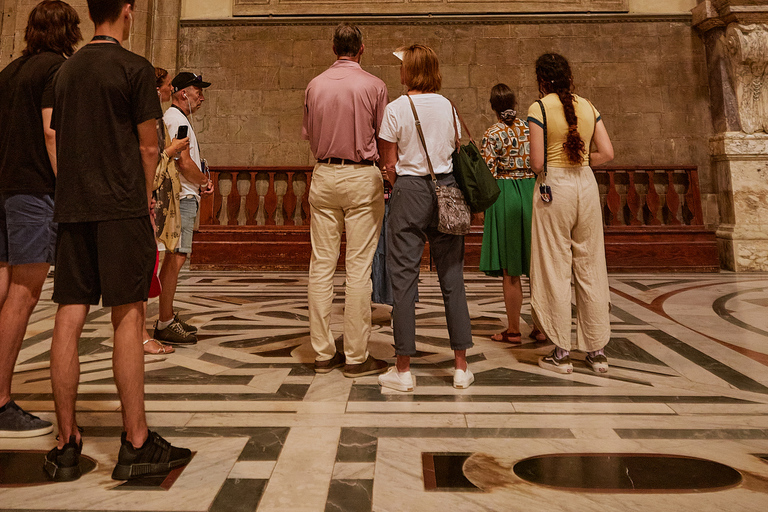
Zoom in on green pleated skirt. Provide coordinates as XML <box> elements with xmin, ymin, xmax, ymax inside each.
<box><xmin>479</xmin><ymin>177</ymin><xmax>536</xmax><ymax>278</ymax></box>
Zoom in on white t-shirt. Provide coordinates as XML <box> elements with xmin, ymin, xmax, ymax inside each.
<box><xmin>378</xmin><ymin>93</ymin><xmax>460</xmax><ymax>177</ymax></box>
<box><xmin>164</xmin><ymin>106</ymin><xmax>201</xmax><ymax>200</ymax></box>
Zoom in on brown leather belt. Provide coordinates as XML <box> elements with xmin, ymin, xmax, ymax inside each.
<box><xmin>318</xmin><ymin>157</ymin><xmax>375</xmax><ymax>166</ymax></box>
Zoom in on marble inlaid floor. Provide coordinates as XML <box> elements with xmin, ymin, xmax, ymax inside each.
<box><xmin>2</xmin><ymin>270</ymin><xmax>768</xmax><ymax>511</ymax></box>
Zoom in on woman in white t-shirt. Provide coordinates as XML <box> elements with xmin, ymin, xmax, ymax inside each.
<box><xmin>377</xmin><ymin>45</ymin><xmax>474</xmax><ymax>392</ymax></box>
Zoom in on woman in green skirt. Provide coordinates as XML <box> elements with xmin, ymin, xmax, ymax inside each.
<box><xmin>480</xmin><ymin>84</ymin><xmax>546</xmax><ymax>344</ymax></box>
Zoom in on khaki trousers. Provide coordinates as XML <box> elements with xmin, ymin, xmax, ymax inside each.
<box><xmin>530</xmin><ymin>166</ymin><xmax>610</xmax><ymax>352</ymax></box>
<box><xmin>308</xmin><ymin>162</ymin><xmax>385</xmax><ymax>364</ymax></box>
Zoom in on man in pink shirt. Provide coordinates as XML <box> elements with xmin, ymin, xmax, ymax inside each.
<box><xmin>302</xmin><ymin>23</ymin><xmax>389</xmax><ymax>377</ymax></box>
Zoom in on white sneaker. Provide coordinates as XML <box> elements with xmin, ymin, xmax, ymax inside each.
<box><xmin>453</xmin><ymin>368</ymin><xmax>474</xmax><ymax>389</ymax></box>
<box><xmin>378</xmin><ymin>368</ymin><xmax>415</xmax><ymax>392</ymax></box>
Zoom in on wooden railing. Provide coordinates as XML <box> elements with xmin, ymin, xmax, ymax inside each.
<box><xmin>593</xmin><ymin>166</ymin><xmax>704</xmax><ymax>228</ymax></box>
<box><xmin>193</xmin><ymin>165</ymin><xmax>718</xmax><ymax>271</ymax></box>
<box><xmin>200</xmin><ymin>166</ymin><xmax>707</xmax><ymax>229</ymax></box>
<box><xmin>199</xmin><ymin>167</ymin><xmax>313</xmax><ymax>228</ymax></box>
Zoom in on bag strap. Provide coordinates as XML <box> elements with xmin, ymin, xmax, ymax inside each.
<box><xmin>536</xmin><ymin>99</ymin><xmax>548</xmax><ymax>180</ymax></box>
<box><xmin>448</xmin><ymin>99</ymin><xmax>473</xmax><ymax>150</ymax></box>
<box><xmin>407</xmin><ymin>95</ymin><xmax>438</xmax><ymax>183</ymax></box>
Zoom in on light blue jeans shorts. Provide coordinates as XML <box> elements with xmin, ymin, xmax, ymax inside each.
<box><xmin>176</xmin><ymin>196</ymin><xmax>199</xmax><ymax>254</ymax></box>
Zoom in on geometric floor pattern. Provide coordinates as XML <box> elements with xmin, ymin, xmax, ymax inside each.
<box><xmin>2</xmin><ymin>270</ymin><xmax>768</xmax><ymax>511</ymax></box>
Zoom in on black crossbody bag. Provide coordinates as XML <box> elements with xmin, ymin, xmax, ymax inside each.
<box><xmin>536</xmin><ymin>100</ymin><xmax>552</xmax><ymax>203</ymax></box>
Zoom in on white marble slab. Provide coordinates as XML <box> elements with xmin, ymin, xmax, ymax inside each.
<box><xmin>257</xmin><ymin>427</ymin><xmax>340</xmax><ymax>512</ymax></box>
<box><xmin>228</xmin><ymin>460</ymin><xmax>276</xmax><ymax>480</ymax></box>
<box><xmin>373</xmin><ymin>437</ymin><xmax>768</xmax><ymax>512</ymax></box>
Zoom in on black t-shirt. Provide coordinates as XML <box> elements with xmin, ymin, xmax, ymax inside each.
<box><xmin>0</xmin><ymin>52</ymin><xmax>64</xmax><ymax>195</ymax></box>
<box><xmin>52</xmin><ymin>43</ymin><xmax>162</xmax><ymax>223</ymax></box>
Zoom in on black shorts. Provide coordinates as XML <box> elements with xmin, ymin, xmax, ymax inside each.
<box><xmin>53</xmin><ymin>217</ymin><xmax>155</xmax><ymax>307</ymax></box>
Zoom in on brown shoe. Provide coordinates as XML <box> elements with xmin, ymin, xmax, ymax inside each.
<box><xmin>314</xmin><ymin>351</ymin><xmax>345</xmax><ymax>374</ymax></box>
<box><xmin>342</xmin><ymin>355</ymin><xmax>388</xmax><ymax>378</ymax></box>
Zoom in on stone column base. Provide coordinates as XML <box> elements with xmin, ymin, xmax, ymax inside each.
<box><xmin>711</xmin><ymin>133</ymin><xmax>768</xmax><ymax>271</ymax></box>
<box><xmin>716</xmin><ymin>225</ymin><xmax>768</xmax><ymax>271</ymax></box>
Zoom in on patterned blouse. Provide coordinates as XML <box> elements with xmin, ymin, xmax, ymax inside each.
<box><xmin>480</xmin><ymin>119</ymin><xmax>534</xmax><ymax>179</ymax></box>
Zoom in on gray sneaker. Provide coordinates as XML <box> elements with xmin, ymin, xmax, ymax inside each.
<box><xmin>154</xmin><ymin>319</ymin><xmax>197</xmax><ymax>345</ymax></box>
<box><xmin>0</xmin><ymin>400</ymin><xmax>53</xmax><ymax>438</ymax></box>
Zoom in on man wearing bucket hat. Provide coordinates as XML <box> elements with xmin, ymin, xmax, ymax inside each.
<box><xmin>153</xmin><ymin>71</ymin><xmax>213</xmax><ymax>346</ymax></box>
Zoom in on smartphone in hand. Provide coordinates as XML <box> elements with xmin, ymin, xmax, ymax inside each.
<box><xmin>177</xmin><ymin>125</ymin><xmax>188</xmax><ymax>139</ymax></box>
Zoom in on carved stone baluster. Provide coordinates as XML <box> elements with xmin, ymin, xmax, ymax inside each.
<box><xmin>217</xmin><ymin>172</ymin><xmax>232</xmax><ymax>226</ymax></box>
<box><xmin>236</xmin><ymin>171</ymin><xmax>251</xmax><ymax>226</ymax></box>
<box><xmin>665</xmin><ymin>170</ymin><xmax>682</xmax><ymax>225</ymax></box>
<box><xmin>254</xmin><ymin>172</ymin><xmax>269</xmax><ymax>226</ymax></box>
<box><xmin>606</xmin><ymin>171</ymin><xmax>622</xmax><ymax>225</ymax></box>
<box><xmin>293</xmin><ymin>172</ymin><xmax>307</xmax><ymax>226</ymax></box>
<box><xmin>626</xmin><ymin>171</ymin><xmax>642</xmax><ymax>225</ymax></box>
<box><xmin>645</xmin><ymin>170</ymin><xmax>661</xmax><ymax>225</ymax></box>
<box><xmin>264</xmin><ymin>173</ymin><xmax>277</xmax><ymax>225</ymax></box>
<box><xmin>273</xmin><ymin>172</ymin><xmax>288</xmax><ymax>226</ymax></box>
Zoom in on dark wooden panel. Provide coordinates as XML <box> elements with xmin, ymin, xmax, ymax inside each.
<box><xmin>191</xmin><ymin>228</ymin><xmax>432</xmax><ymax>270</ymax></box>
<box><xmin>604</xmin><ymin>227</ymin><xmax>719</xmax><ymax>272</ymax></box>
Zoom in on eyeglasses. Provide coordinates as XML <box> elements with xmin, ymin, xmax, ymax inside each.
<box><xmin>191</xmin><ymin>73</ymin><xmax>203</xmax><ymax>83</ymax></box>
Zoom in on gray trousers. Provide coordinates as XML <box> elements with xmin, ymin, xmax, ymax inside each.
<box><xmin>386</xmin><ymin>174</ymin><xmax>474</xmax><ymax>356</ymax></box>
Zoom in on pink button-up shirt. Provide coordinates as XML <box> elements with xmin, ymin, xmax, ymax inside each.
<box><xmin>302</xmin><ymin>60</ymin><xmax>388</xmax><ymax>162</ymax></box>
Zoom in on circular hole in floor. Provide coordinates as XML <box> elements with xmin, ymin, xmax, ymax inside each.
<box><xmin>513</xmin><ymin>453</ymin><xmax>742</xmax><ymax>493</ymax></box>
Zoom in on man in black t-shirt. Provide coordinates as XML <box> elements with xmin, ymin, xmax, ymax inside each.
<box><xmin>45</xmin><ymin>0</ymin><xmax>191</xmax><ymax>483</ymax></box>
<box><xmin>0</xmin><ymin>1</ymin><xmax>80</xmax><ymax>439</ymax></box>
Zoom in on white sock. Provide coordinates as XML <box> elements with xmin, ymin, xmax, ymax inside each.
<box><xmin>157</xmin><ymin>318</ymin><xmax>173</xmax><ymax>330</ymax></box>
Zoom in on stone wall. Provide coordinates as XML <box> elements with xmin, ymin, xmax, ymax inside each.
<box><xmin>0</xmin><ymin>2</ymin><xmax>718</xmax><ymax>228</ymax></box>
<box><xmin>0</xmin><ymin>0</ymin><xmax>158</xmax><ymax>67</ymax></box>
<box><xmin>231</xmin><ymin>0</ymin><xmax>629</xmax><ymax>16</ymax></box>
<box><xmin>179</xmin><ymin>17</ymin><xmax>717</xmax><ymax>225</ymax></box>
<box><xmin>179</xmin><ymin>0</ymin><xmax>700</xmax><ymax>19</ymax></box>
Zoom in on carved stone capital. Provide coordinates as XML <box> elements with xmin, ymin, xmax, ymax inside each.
<box><xmin>693</xmin><ymin>0</ymin><xmax>768</xmax><ymax>33</ymax></box>
<box><xmin>723</xmin><ymin>24</ymin><xmax>768</xmax><ymax>134</ymax></box>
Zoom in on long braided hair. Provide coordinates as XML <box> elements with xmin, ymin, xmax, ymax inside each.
<box><xmin>535</xmin><ymin>53</ymin><xmax>584</xmax><ymax>165</ymax></box>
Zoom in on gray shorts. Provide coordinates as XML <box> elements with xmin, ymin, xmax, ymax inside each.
<box><xmin>0</xmin><ymin>193</ymin><xmax>56</xmax><ymax>265</ymax></box>
<box><xmin>175</xmin><ymin>196</ymin><xmax>199</xmax><ymax>254</ymax></box>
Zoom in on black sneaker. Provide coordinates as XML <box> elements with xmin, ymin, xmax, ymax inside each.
<box><xmin>111</xmin><ymin>430</ymin><xmax>192</xmax><ymax>480</ymax></box>
<box><xmin>538</xmin><ymin>349</ymin><xmax>573</xmax><ymax>374</ymax></box>
<box><xmin>174</xmin><ymin>313</ymin><xmax>198</xmax><ymax>334</ymax></box>
<box><xmin>44</xmin><ymin>435</ymin><xmax>82</xmax><ymax>482</ymax></box>
<box><xmin>0</xmin><ymin>400</ymin><xmax>53</xmax><ymax>438</ymax></box>
<box><xmin>154</xmin><ymin>319</ymin><xmax>197</xmax><ymax>345</ymax></box>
